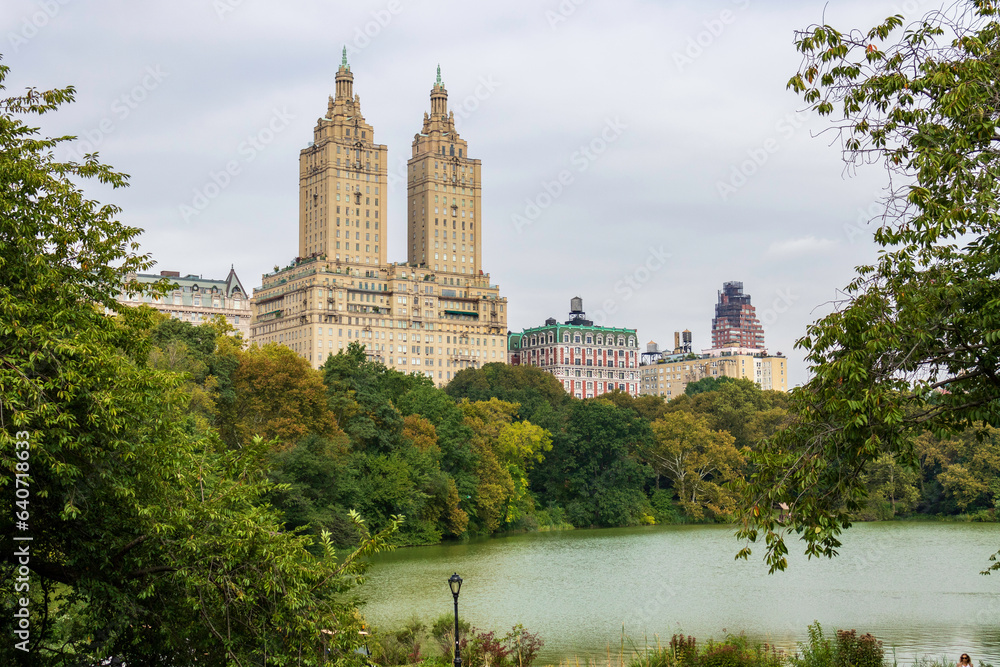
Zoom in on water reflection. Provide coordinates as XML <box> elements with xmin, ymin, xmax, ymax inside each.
<box><xmin>360</xmin><ymin>523</ymin><xmax>1000</xmax><ymax>665</ymax></box>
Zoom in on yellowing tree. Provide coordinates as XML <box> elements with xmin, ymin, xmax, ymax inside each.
<box><xmin>219</xmin><ymin>342</ymin><xmax>344</xmax><ymax>450</ymax></box>
<box><xmin>459</xmin><ymin>399</ymin><xmax>552</xmax><ymax>532</ymax></box>
<box><xmin>647</xmin><ymin>412</ymin><xmax>745</xmax><ymax>520</ymax></box>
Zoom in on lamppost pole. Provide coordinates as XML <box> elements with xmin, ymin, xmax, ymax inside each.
<box><xmin>448</xmin><ymin>573</ymin><xmax>463</xmax><ymax>667</ymax></box>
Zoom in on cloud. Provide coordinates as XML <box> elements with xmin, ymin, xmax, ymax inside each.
<box><xmin>3</xmin><ymin>0</ymin><xmax>910</xmax><ymax>390</ymax></box>
<box><xmin>767</xmin><ymin>236</ymin><xmax>838</xmax><ymax>258</ymax></box>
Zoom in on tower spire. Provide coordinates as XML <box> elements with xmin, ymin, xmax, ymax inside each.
<box><xmin>430</xmin><ymin>64</ymin><xmax>448</xmax><ymax>116</ymax></box>
<box><xmin>335</xmin><ymin>47</ymin><xmax>354</xmax><ymax>101</ymax></box>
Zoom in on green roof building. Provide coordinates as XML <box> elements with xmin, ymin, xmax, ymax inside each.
<box><xmin>508</xmin><ymin>297</ymin><xmax>640</xmax><ymax>398</ymax></box>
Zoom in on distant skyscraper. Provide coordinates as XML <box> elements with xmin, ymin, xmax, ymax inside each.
<box><xmin>711</xmin><ymin>281</ymin><xmax>765</xmax><ymax>350</ymax></box>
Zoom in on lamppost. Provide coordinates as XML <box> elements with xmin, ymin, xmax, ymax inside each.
<box><xmin>448</xmin><ymin>573</ymin><xmax>463</xmax><ymax>667</ymax></box>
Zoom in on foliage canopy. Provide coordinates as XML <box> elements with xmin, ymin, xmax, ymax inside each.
<box><xmin>735</xmin><ymin>1</ymin><xmax>1000</xmax><ymax>574</ymax></box>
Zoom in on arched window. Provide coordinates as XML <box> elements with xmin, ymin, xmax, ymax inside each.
<box><xmin>563</xmin><ymin>333</ymin><xmax>570</xmax><ymax>343</ymax></box>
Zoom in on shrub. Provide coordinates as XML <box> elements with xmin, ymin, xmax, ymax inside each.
<box><xmin>460</xmin><ymin>625</ymin><xmax>544</xmax><ymax>667</ymax></box>
<box><xmin>792</xmin><ymin>622</ymin><xmax>835</xmax><ymax>667</ymax></box>
<box><xmin>671</xmin><ymin>634</ymin><xmax>698</xmax><ymax>665</ymax></box>
<box><xmin>507</xmin><ymin>624</ymin><xmax>544</xmax><ymax>667</ymax></box>
<box><xmin>834</xmin><ymin>630</ymin><xmax>883</xmax><ymax>667</ymax></box>
<box><xmin>373</xmin><ymin>617</ymin><xmax>427</xmax><ymax>666</ymax></box>
<box><xmin>432</xmin><ymin>613</ymin><xmax>471</xmax><ymax>659</ymax></box>
<box><xmin>792</xmin><ymin>622</ymin><xmax>886</xmax><ymax>667</ymax></box>
<box><xmin>651</xmin><ymin>490</ymin><xmax>682</xmax><ymax>524</ymax></box>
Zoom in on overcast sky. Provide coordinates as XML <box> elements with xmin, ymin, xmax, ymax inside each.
<box><xmin>5</xmin><ymin>0</ymin><xmax>928</xmax><ymax>388</ymax></box>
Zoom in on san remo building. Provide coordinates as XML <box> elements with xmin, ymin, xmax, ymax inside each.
<box><xmin>249</xmin><ymin>52</ymin><xmax>508</xmax><ymax>386</ymax></box>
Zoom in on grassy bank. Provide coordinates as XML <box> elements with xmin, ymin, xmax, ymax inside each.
<box><xmin>362</xmin><ymin>620</ymin><xmax>994</xmax><ymax>667</ymax></box>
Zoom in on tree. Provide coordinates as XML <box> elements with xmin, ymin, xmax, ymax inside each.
<box><xmin>600</xmin><ymin>389</ymin><xmax>670</xmax><ymax>422</ymax></box>
<box><xmin>458</xmin><ymin>399</ymin><xmax>552</xmax><ymax>532</ymax></box>
<box><xmin>646</xmin><ymin>412</ymin><xmax>745</xmax><ymax>520</ymax></box>
<box><xmin>0</xmin><ymin>66</ymin><xmax>397</xmax><ymax>664</ymax></box>
<box><xmin>671</xmin><ymin>378</ymin><xmax>788</xmax><ymax>450</ymax></box>
<box><xmin>857</xmin><ymin>453</ymin><xmax>921</xmax><ymax>519</ymax></box>
<box><xmin>685</xmin><ymin>376</ymin><xmax>737</xmax><ymax>396</ymax></box>
<box><xmin>218</xmin><ymin>342</ymin><xmax>344</xmax><ymax>450</ymax></box>
<box><xmin>447</xmin><ymin>363</ymin><xmax>571</xmax><ymax>433</ymax></box>
<box><xmin>322</xmin><ymin>342</ymin><xmax>430</xmax><ymax>454</ymax></box>
<box><xmin>736</xmin><ymin>2</ymin><xmax>1000</xmax><ymax>574</ymax></box>
<box><xmin>539</xmin><ymin>400</ymin><xmax>653</xmax><ymax>527</ymax></box>
<box><xmin>926</xmin><ymin>427</ymin><xmax>1000</xmax><ymax>513</ymax></box>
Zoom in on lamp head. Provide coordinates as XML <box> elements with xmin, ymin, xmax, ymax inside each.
<box><xmin>448</xmin><ymin>572</ymin><xmax>463</xmax><ymax>596</ymax></box>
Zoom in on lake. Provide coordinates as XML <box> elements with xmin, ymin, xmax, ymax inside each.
<box><xmin>360</xmin><ymin>522</ymin><xmax>1000</xmax><ymax>665</ymax></box>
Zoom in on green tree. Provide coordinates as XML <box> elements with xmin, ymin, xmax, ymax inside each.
<box><xmin>447</xmin><ymin>363</ymin><xmax>571</xmax><ymax>433</ymax></box>
<box><xmin>933</xmin><ymin>427</ymin><xmax>1000</xmax><ymax>513</ymax></box>
<box><xmin>857</xmin><ymin>453</ymin><xmax>922</xmax><ymax>519</ymax></box>
<box><xmin>600</xmin><ymin>388</ymin><xmax>670</xmax><ymax>422</ymax></box>
<box><xmin>539</xmin><ymin>400</ymin><xmax>653</xmax><ymax>527</ymax></box>
<box><xmin>736</xmin><ymin>2</ymin><xmax>1000</xmax><ymax>573</ymax></box>
<box><xmin>396</xmin><ymin>383</ymin><xmax>478</xmax><ymax>506</ymax></box>
<box><xmin>0</xmin><ymin>68</ymin><xmax>396</xmax><ymax>664</ymax></box>
<box><xmin>685</xmin><ymin>375</ymin><xmax>737</xmax><ymax>396</ymax></box>
<box><xmin>671</xmin><ymin>378</ymin><xmax>787</xmax><ymax>450</ymax></box>
<box><xmin>322</xmin><ymin>342</ymin><xmax>430</xmax><ymax>454</ymax></box>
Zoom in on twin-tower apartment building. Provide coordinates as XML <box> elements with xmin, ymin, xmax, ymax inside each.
<box><xmin>249</xmin><ymin>54</ymin><xmax>508</xmax><ymax>385</ymax></box>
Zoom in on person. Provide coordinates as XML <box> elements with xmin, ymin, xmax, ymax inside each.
<box><xmin>958</xmin><ymin>654</ymin><xmax>972</xmax><ymax>667</ymax></box>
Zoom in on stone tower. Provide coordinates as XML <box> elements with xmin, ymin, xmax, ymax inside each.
<box><xmin>406</xmin><ymin>66</ymin><xmax>483</xmax><ymax>276</ymax></box>
<box><xmin>298</xmin><ymin>48</ymin><xmax>388</xmax><ymax>266</ymax></box>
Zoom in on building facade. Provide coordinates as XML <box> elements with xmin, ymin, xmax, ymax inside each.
<box><xmin>639</xmin><ymin>346</ymin><xmax>788</xmax><ymax>398</ymax></box>
<box><xmin>407</xmin><ymin>66</ymin><xmax>483</xmax><ymax>275</ymax></box>
<box><xmin>118</xmin><ymin>268</ymin><xmax>251</xmax><ymax>338</ymax></box>
<box><xmin>508</xmin><ymin>298</ymin><xmax>640</xmax><ymax>399</ymax></box>
<box><xmin>711</xmin><ymin>281</ymin><xmax>765</xmax><ymax>350</ymax></box>
<box><xmin>250</xmin><ymin>54</ymin><xmax>508</xmax><ymax>384</ymax></box>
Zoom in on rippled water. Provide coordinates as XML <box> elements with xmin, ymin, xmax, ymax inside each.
<box><xmin>360</xmin><ymin>522</ymin><xmax>1000</xmax><ymax>665</ymax></box>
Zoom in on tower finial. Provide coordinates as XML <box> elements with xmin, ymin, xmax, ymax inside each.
<box><xmin>436</xmin><ymin>64</ymin><xmax>442</xmax><ymax>86</ymax></box>
<box><xmin>342</xmin><ymin>46</ymin><xmax>349</xmax><ymax>70</ymax></box>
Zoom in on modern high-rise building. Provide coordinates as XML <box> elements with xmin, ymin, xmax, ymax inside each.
<box><xmin>507</xmin><ymin>298</ymin><xmax>641</xmax><ymax>399</ymax></box>
<box><xmin>711</xmin><ymin>281</ymin><xmax>765</xmax><ymax>350</ymax></box>
<box><xmin>249</xmin><ymin>54</ymin><xmax>508</xmax><ymax>385</ymax></box>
